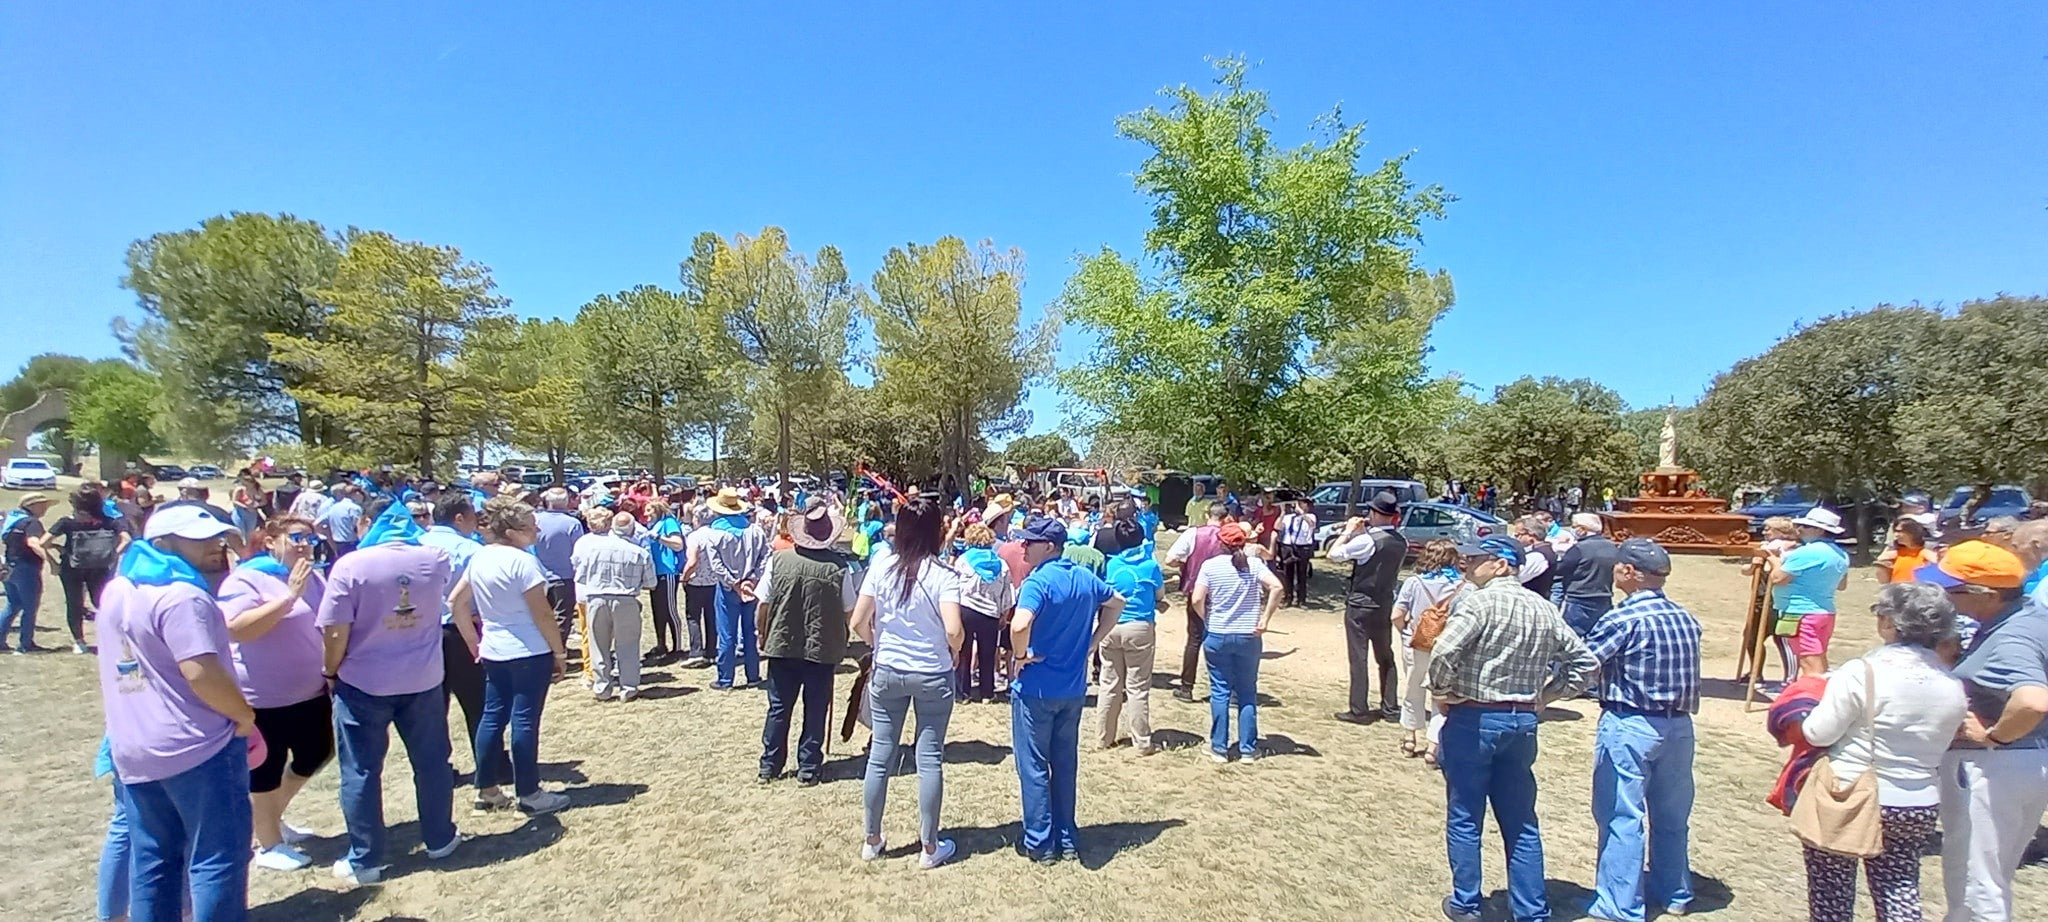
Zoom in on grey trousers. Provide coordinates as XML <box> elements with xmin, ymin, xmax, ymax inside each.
<box><xmin>863</xmin><ymin>663</ymin><xmax>955</xmax><ymax>846</ymax></box>
<box><xmin>586</xmin><ymin>595</ymin><xmax>643</xmax><ymax>694</ymax></box>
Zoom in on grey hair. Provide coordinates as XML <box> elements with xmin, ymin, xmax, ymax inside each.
<box><xmin>1572</xmin><ymin>512</ymin><xmax>1604</xmax><ymax>533</ymax></box>
<box><xmin>694</xmin><ymin>504</ymin><xmax>716</xmax><ymax>526</ymax></box>
<box><xmin>1873</xmin><ymin>582</ymin><xmax>1956</xmax><ymax>650</ymax></box>
<box><xmin>541</xmin><ymin>487</ymin><xmax>573</xmax><ymax>510</ymax></box>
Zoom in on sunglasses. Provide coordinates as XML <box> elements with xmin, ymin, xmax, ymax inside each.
<box><xmin>283</xmin><ymin>532</ymin><xmax>316</xmax><ymax>544</ymax></box>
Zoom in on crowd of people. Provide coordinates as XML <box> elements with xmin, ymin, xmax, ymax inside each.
<box><xmin>5</xmin><ymin>462</ymin><xmax>2044</xmax><ymax>922</ymax></box>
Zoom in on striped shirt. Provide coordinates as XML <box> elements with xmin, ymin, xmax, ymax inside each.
<box><xmin>570</xmin><ymin>533</ymin><xmax>656</xmax><ymax>600</ymax></box>
<box><xmin>1585</xmin><ymin>589</ymin><xmax>1703</xmax><ymax>714</ymax></box>
<box><xmin>1427</xmin><ymin>578</ymin><xmax>1598</xmax><ymax>704</ymax></box>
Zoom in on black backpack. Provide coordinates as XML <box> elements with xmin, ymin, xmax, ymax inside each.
<box><xmin>68</xmin><ymin>526</ymin><xmax>121</xmax><ymax>570</ymax></box>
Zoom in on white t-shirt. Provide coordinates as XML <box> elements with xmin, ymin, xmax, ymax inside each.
<box><xmin>1195</xmin><ymin>555</ymin><xmax>1271</xmax><ymax>635</ymax></box>
<box><xmin>861</xmin><ymin>557</ymin><xmax>961</xmax><ymax>674</ymax></box>
<box><xmin>469</xmin><ymin>545</ymin><xmax>552</xmax><ymax>662</ymax></box>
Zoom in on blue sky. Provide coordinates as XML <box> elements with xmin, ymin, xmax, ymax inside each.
<box><xmin>4</xmin><ymin>3</ymin><xmax>2045</xmax><ymax>447</ymax></box>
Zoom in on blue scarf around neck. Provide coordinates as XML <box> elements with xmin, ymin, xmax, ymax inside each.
<box><xmin>116</xmin><ymin>541</ymin><xmax>210</xmax><ymax>593</ymax></box>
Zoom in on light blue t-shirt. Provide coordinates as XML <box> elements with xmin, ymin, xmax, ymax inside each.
<box><xmin>419</xmin><ymin>525</ymin><xmax>482</xmax><ymax>625</ymax></box>
<box><xmin>1105</xmin><ymin>545</ymin><xmax>1163</xmax><ymax>625</ymax></box>
<box><xmin>318</xmin><ymin>498</ymin><xmax>364</xmax><ymax>545</ymax></box>
<box><xmin>1778</xmin><ymin>539</ymin><xmax>1849</xmax><ymax>615</ymax></box>
<box><xmin>649</xmin><ymin>516</ymin><xmax>683</xmax><ymax>576</ymax></box>
<box><xmin>1954</xmin><ymin>599</ymin><xmax>2048</xmax><ymax>747</ymax></box>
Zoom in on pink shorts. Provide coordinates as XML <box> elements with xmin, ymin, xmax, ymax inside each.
<box><xmin>1790</xmin><ymin>612</ymin><xmax>1836</xmax><ymax>657</ymax></box>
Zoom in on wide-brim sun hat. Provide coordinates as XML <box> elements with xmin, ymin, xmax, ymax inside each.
<box><xmin>1791</xmin><ymin>506</ymin><xmax>1845</xmax><ymax>534</ymax></box>
<box><xmin>707</xmin><ymin>487</ymin><xmax>752</xmax><ymax>516</ymax></box>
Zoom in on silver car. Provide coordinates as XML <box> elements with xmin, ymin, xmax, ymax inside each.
<box><xmin>1317</xmin><ymin>501</ymin><xmax>1505</xmax><ymax>556</ymax></box>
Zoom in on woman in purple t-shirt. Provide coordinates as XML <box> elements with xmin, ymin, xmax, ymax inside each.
<box><xmin>219</xmin><ymin>515</ymin><xmax>330</xmax><ymax>872</ymax></box>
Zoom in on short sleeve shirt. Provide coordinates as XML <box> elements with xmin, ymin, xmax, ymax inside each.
<box><xmin>96</xmin><ymin>579</ymin><xmax>237</xmax><ymax>784</ymax></box>
<box><xmin>316</xmin><ymin>543</ymin><xmax>451</xmax><ymax>696</ymax></box>
<box><xmin>1105</xmin><ymin>548</ymin><xmax>1164</xmax><ymax>624</ymax></box>
<box><xmin>3</xmin><ymin>513</ymin><xmax>43</xmax><ymax>566</ymax></box>
<box><xmin>1953</xmin><ymin>600</ymin><xmax>2048</xmax><ymax>747</ymax></box>
<box><xmin>1196</xmin><ymin>555</ymin><xmax>1271</xmax><ymax>635</ymax></box>
<box><xmin>649</xmin><ymin>516</ymin><xmax>683</xmax><ymax>576</ymax></box>
<box><xmin>861</xmin><ymin>558</ymin><xmax>962</xmax><ymax>675</ymax></box>
<box><xmin>219</xmin><ymin>566</ymin><xmax>328</xmax><ymax>707</ymax></box>
<box><xmin>469</xmin><ymin>544</ymin><xmax>553</xmax><ymax>661</ymax></box>
<box><xmin>1779</xmin><ymin>540</ymin><xmax>1850</xmax><ymax>615</ymax></box>
<box><xmin>1011</xmin><ymin>557</ymin><xmax>1115</xmax><ymax>699</ymax></box>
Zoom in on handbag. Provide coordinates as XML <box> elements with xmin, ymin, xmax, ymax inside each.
<box><xmin>1789</xmin><ymin>659</ymin><xmax>1884</xmax><ymax>858</ymax></box>
<box><xmin>1407</xmin><ymin>582</ymin><xmax>1461</xmax><ymax>651</ymax></box>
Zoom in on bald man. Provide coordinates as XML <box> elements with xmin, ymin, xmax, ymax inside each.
<box><xmin>1550</xmin><ymin>512</ymin><xmax>1619</xmax><ymax>636</ymax></box>
<box><xmin>571</xmin><ymin>511</ymin><xmax>656</xmax><ymax>701</ymax></box>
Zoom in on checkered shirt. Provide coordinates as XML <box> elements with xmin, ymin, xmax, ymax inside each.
<box><xmin>1586</xmin><ymin>589</ymin><xmax>1702</xmax><ymax>714</ymax></box>
<box><xmin>1426</xmin><ymin>578</ymin><xmax>1598</xmax><ymax>704</ymax></box>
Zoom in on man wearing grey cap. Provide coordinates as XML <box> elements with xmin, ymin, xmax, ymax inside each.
<box><xmin>1580</xmin><ymin>537</ymin><xmax>1700</xmax><ymax>922</ymax></box>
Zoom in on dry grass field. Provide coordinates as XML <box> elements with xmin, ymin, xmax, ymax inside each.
<box><xmin>1</xmin><ymin>503</ymin><xmax>2042</xmax><ymax>920</ymax></box>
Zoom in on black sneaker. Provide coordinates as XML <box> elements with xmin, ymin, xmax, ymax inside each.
<box><xmin>1334</xmin><ymin>710</ymin><xmax>1374</xmax><ymax>725</ymax></box>
<box><xmin>756</xmin><ymin>771</ymin><xmax>779</xmax><ymax>785</ymax></box>
<box><xmin>1441</xmin><ymin>896</ymin><xmax>1482</xmax><ymax>922</ymax></box>
<box><xmin>1015</xmin><ymin>842</ymin><xmax>1058</xmax><ymax>865</ymax></box>
<box><xmin>1059</xmin><ymin>845</ymin><xmax>1080</xmax><ymax>862</ymax></box>
<box><xmin>1172</xmin><ymin>688</ymin><xmax>1196</xmax><ymax>703</ymax></box>
<box><xmin>797</xmin><ymin>774</ymin><xmax>820</xmax><ymax>787</ymax></box>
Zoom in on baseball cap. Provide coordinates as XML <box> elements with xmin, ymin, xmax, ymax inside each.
<box><xmin>1456</xmin><ymin>535</ymin><xmax>1524</xmax><ymax>568</ymax></box>
<box><xmin>1014</xmin><ymin>514</ymin><xmax>1068</xmax><ymax>546</ymax></box>
<box><xmin>1615</xmin><ymin>537</ymin><xmax>1672</xmax><ymax>575</ymax></box>
<box><xmin>143</xmin><ymin>505</ymin><xmax>236</xmax><ymax>542</ymax></box>
<box><xmin>1914</xmin><ymin>540</ymin><xmax>2024</xmax><ymax>590</ymax></box>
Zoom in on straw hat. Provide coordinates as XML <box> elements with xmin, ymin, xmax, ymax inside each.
<box><xmin>706</xmin><ymin>487</ymin><xmax>751</xmax><ymax>516</ymax></box>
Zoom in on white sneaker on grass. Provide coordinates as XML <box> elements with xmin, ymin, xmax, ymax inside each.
<box><xmin>278</xmin><ymin>821</ymin><xmax>316</xmax><ymax>845</ymax></box>
<box><xmin>861</xmin><ymin>836</ymin><xmax>886</xmax><ymax>861</ymax></box>
<box><xmin>919</xmin><ymin>839</ymin><xmax>957</xmax><ymax>870</ymax></box>
<box><xmin>425</xmin><ymin>831</ymin><xmax>471</xmax><ymax>861</ymax></box>
<box><xmin>519</xmin><ymin>790</ymin><xmax>570</xmax><ymax>815</ymax></box>
<box><xmin>253</xmin><ymin>843</ymin><xmax>311</xmax><ymax>871</ymax></box>
<box><xmin>331</xmin><ymin>859</ymin><xmax>384</xmax><ymax>887</ymax></box>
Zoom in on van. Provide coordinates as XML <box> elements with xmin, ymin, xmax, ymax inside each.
<box><xmin>1308</xmin><ymin>479</ymin><xmax>1427</xmax><ymax>524</ymax></box>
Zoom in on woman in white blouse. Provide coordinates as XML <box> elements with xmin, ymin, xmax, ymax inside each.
<box><xmin>1799</xmin><ymin>582</ymin><xmax>1966</xmax><ymax>922</ymax></box>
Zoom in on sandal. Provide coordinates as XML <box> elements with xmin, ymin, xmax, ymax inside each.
<box><xmin>1422</xmin><ymin>747</ymin><xmax>1439</xmax><ymax>769</ymax></box>
<box><xmin>1400</xmin><ymin>736</ymin><xmax>1419</xmax><ymax>758</ymax></box>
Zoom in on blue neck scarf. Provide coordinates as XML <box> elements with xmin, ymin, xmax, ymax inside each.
<box><xmin>359</xmin><ymin>502</ymin><xmax>423</xmax><ymax>548</ymax></box>
<box><xmin>962</xmin><ymin>546</ymin><xmax>1003</xmax><ymax>582</ymax></box>
<box><xmin>1</xmin><ymin>508</ymin><xmax>28</xmax><ymax>536</ymax></box>
<box><xmin>712</xmin><ymin>512</ymin><xmax>751</xmax><ymax>536</ymax></box>
<box><xmin>116</xmin><ymin>541</ymin><xmax>210</xmax><ymax>593</ymax></box>
<box><xmin>101</xmin><ymin>498</ymin><xmax>125</xmax><ymax>520</ymax></box>
<box><xmin>237</xmin><ymin>553</ymin><xmax>291</xmax><ymax>579</ymax></box>
<box><xmin>1425</xmin><ymin>566</ymin><xmax>1461</xmax><ymax>581</ymax></box>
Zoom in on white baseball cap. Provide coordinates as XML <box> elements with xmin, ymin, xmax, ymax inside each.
<box><xmin>143</xmin><ymin>505</ymin><xmax>236</xmax><ymax>542</ymax></box>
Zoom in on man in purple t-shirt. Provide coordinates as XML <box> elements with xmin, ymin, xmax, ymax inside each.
<box><xmin>96</xmin><ymin>504</ymin><xmax>255</xmax><ymax>922</ymax></box>
<box><xmin>318</xmin><ymin>495</ymin><xmax>460</xmax><ymax>886</ymax></box>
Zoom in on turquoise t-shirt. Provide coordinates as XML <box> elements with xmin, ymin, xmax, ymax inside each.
<box><xmin>1778</xmin><ymin>539</ymin><xmax>1849</xmax><ymax>615</ymax></box>
<box><xmin>649</xmin><ymin>516</ymin><xmax>683</xmax><ymax>576</ymax></box>
<box><xmin>1105</xmin><ymin>545</ymin><xmax>1163</xmax><ymax>625</ymax></box>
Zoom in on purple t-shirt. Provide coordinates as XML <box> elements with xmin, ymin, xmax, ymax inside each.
<box><xmin>316</xmin><ymin>543</ymin><xmax>452</xmax><ymax>697</ymax></box>
<box><xmin>219</xmin><ymin>567</ymin><xmax>328</xmax><ymax>707</ymax></box>
<box><xmin>96</xmin><ymin>577</ymin><xmax>237</xmax><ymax>784</ymax></box>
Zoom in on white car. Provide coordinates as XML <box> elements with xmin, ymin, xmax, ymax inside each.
<box><xmin>3</xmin><ymin>458</ymin><xmax>57</xmax><ymax>489</ymax></box>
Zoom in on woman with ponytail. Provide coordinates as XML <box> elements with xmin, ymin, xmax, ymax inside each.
<box><xmin>1189</xmin><ymin>522</ymin><xmax>1282</xmax><ymax>763</ymax></box>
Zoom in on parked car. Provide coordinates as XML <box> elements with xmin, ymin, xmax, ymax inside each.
<box><xmin>187</xmin><ymin>464</ymin><xmax>225</xmax><ymax>480</ymax></box>
<box><xmin>150</xmin><ymin>463</ymin><xmax>189</xmax><ymax>482</ymax></box>
<box><xmin>3</xmin><ymin>457</ymin><xmax>57</xmax><ymax>489</ymax></box>
<box><xmin>1939</xmin><ymin>485</ymin><xmax>2033</xmax><ymax>530</ymax></box>
<box><xmin>1316</xmin><ymin>501</ymin><xmax>1502</xmax><ymax>557</ymax></box>
<box><xmin>1306</xmin><ymin>479</ymin><xmax>1429</xmax><ymax>526</ymax></box>
<box><xmin>1736</xmin><ymin>485</ymin><xmax>1897</xmax><ymax>544</ymax></box>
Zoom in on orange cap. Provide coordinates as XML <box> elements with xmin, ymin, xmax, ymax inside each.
<box><xmin>1917</xmin><ymin>540</ymin><xmax>2026</xmax><ymax>590</ymax></box>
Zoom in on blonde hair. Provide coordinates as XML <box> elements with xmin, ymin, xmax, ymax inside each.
<box><xmin>480</xmin><ymin>497</ymin><xmax>536</xmax><ymax>543</ymax></box>
<box><xmin>1762</xmin><ymin>516</ymin><xmax>1797</xmax><ymax>542</ymax></box>
<box><xmin>964</xmin><ymin>523</ymin><xmax>996</xmax><ymax>547</ymax></box>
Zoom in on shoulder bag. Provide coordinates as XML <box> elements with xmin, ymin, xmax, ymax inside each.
<box><xmin>1789</xmin><ymin>658</ymin><xmax>1884</xmax><ymax>858</ymax></box>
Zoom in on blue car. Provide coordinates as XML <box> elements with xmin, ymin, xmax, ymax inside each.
<box><xmin>1938</xmin><ymin>485</ymin><xmax>2033</xmax><ymax>531</ymax></box>
<box><xmin>1737</xmin><ymin>485</ymin><xmax>1897</xmax><ymax>544</ymax></box>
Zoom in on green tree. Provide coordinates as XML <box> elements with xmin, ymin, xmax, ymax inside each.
<box><xmin>267</xmin><ymin>231</ymin><xmax>507</xmax><ymax>477</ymax></box>
<box><xmin>67</xmin><ymin>361</ymin><xmax>165</xmax><ymax>461</ymax></box>
<box><xmin>470</xmin><ymin>318</ymin><xmax>584</xmax><ymax>482</ymax></box>
<box><xmin>1059</xmin><ymin>58</ymin><xmax>1450</xmax><ymax>482</ymax></box>
<box><xmin>683</xmin><ymin>228</ymin><xmax>859</xmax><ymax>491</ymax></box>
<box><xmin>119</xmin><ymin>213</ymin><xmax>342</xmax><ymax>454</ymax></box>
<box><xmin>1451</xmin><ymin>377</ymin><xmax>1638</xmax><ymax>499</ymax></box>
<box><xmin>867</xmin><ymin>237</ymin><xmax>1055</xmax><ymax>494</ymax></box>
<box><xmin>573</xmin><ymin>286</ymin><xmax>717</xmax><ymax>479</ymax></box>
<box><xmin>1004</xmin><ymin>433</ymin><xmax>1080</xmax><ymax>471</ymax></box>
<box><xmin>1305</xmin><ymin>268</ymin><xmax>1458</xmax><ymax>496</ymax></box>
<box><xmin>1894</xmin><ymin>295</ymin><xmax>2048</xmax><ymax>489</ymax></box>
<box><xmin>0</xmin><ymin>353</ymin><xmax>93</xmax><ymax>413</ymax></box>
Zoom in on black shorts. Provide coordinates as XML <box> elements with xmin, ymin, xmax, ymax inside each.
<box><xmin>250</xmin><ymin>694</ymin><xmax>335</xmax><ymax>793</ymax></box>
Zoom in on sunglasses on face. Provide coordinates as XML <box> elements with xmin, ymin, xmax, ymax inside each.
<box><xmin>283</xmin><ymin>532</ymin><xmax>316</xmax><ymax>544</ymax></box>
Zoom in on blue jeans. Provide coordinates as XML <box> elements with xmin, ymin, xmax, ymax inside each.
<box><xmin>476</xmin><ymin>653</ymin><xmax>553</xmax><ymax>796</ymax></box>
<box><xmin>331</xmin><ymin>680</ymin><xmax>456</xmax><ymax>872</ymax></box>
<box><xmin>119</xmin><ymin>737</ymin><xmax>250</xmax><ymax>922</ymax></box>
<box><xmin>98</xmin><ymin>781</ymin><xmax>134</xmax><ymax>922</ymax></box>
<box><xmin>1441</xmin><ymin>706</ymin><xmax>1547</xmax><ymax>921</ymax></box>
<box><xmin>713</xmin><ymin>586</ymin><xmax>760</xmax><ymax>687</ymax></box>
<box><xmin>1012</xmin><ymin>694</ymin><xmax>1083</xmax><ymax>856</ymax></box>
<box><xmin>1</xmin><ymin>564</ymin><xmax>43</xmax><ymax>649</ymax></box>
<box><xmin>1204</xmin><ymin>632</ymin><xmax>1262</xmax><ymax>756</ymax></box>
<box><xmin>1561</xmin><ymin>596</ymin><xmax>1612</xmax><ymax>637</ymax></box>
<box><xmin>1588</xmin><ymin>711</ymin><xmax>1695</xmax><ymax>922</ymax></box>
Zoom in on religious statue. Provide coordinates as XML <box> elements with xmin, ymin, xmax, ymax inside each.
<box><xmin>1658</xmin><ymin>410</ymin><xmax>1678</xmax><ymax>470</ymax></box>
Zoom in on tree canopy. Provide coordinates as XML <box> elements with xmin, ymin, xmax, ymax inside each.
<box><xmin>1450</xmin><ymin>377</ymin><xmax>1637</xmax><ymax>497</ymax></box>
<box><xmin>1004</xmin><ymin>433</ymin><xmax>1080</xmax><ymax>471</ymax></box>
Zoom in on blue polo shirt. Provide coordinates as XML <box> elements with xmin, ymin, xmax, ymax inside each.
<box><xmin>1778</xmin><ymin>539</ymin><xmax>1849</xmax><ymax>615</ymax></box>
<box><xmin>1105</xmin><ymin>545</ymin><xmax>1163</xmax><ymax>625</ymax></box>
<box><xmin>1011</xmin><ymin>557</ymin><xmax>1114</xmax><ymax>700</ymax></box>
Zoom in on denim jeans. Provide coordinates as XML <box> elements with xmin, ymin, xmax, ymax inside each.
<box><xmin>1588</xmin><ymin>711</ymin><xmax>1695</xmax><ymax>921</ymax></box>
<box><xmin>331</xmin><ymin>680</ymin><xmax>457</xmax><ymax>872</ymax></box>
<box><xmin>0</xmin><ymin>564</ymin><xmax>43</xmax><ymax>649</ymax></box>
<box><xmin>1204</xmin><ymin>632</ymin><xmax>1262</xmax><ymax>756</ymax></box>
<box><xmin>1441</xmin><ymin>705</ymin><xmax>1547</xmax><ymax>921</ymax></box>
<box><xmin>119</xmin><ymin>737</ymin><xmax>250</xmax><ymax>922</ymax></box>
<box><xmin>1012</xmin><ymin>693</ymin><xmax>1084</xmax><ymax>856</ymax></box>
<box><xmin>98</xmin><ymin>781</ymin><xmax>133</xmax><ymax>922</ymax></box>
<box><xmin>713</xmin><ymin>586</ymin><xmax>761</xmax><ymax>687</ymax></box>
<box><xmin>1561</xmin><ymin>596</ymin><xmax>1613</xmax><ymax>637</ymax></box>
<box><xmin>761</xmin><ymin>657</ymin><xmax>835</xmax><ymax>780</ymax></box>
<box><xmin>476</xmin><ymin>653</ymin><xmax>553</xmax><ymax>796</ymax></box>
<box><xmin>863</xmin><ymin>664</ymin><xmax>954</xmax><ymax>845</ymax></box>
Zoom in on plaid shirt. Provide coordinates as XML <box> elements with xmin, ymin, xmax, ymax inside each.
<box><xmin>1427</xmin><ymin>578</ymin><xmax>1598</xmax><ymax>704</ymax></box>
<box><xmin>1585</xmin><ymin>589</ymin><xmax>1702</xmax><ymax>714</ymax></box>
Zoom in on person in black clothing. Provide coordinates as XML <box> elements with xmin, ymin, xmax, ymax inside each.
<box><xmin>43</xmin><ymin>487</ymin><xmax>127</xmax><ymax>653</ymax></box>
<box><xmin>1328</xmin><ymin>492</ymin><xmax>1407</xmax><ymax>724</ymax></box>
<box><xmin>270</xmin><ymin>472</ymin><xmax>304</xmax><ymax>518</ymax></box>
<box><xmin>1549</xmin><ymin>512</ymin><xmax>1619</xmax><ymax>636</ymax></box>
<box><xmin>1512</xmin><ymin>515</ymin><xmax>1560</xmax><ymax>601</ymax></box>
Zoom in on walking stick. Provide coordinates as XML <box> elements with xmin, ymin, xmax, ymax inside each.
<box><xmin>578</xmin><ymin>602</ymin><xmax>591</xmax><ymax>685</ymax></box>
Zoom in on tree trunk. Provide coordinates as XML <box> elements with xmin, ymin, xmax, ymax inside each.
<box><xmin>1347</xmin><ymin>454</ymin><xmax>1366</xmax><ymax>517</ymax></box>
<box><xmin>776</xmin><ymin>404</ymin><xmax>792</xmax><ymax>497</ymax></box>
<box><xmin>415</xmin><ymin>326</ymin><xmax>434</xmax><ymax>480</ymax></box>
<box><xmin>709</xmin><ymin>422</ymin><xmax>721</xmax><ymax>483</ymax></box>
<box><xmin>549</xmin><ymin>446</ymin><xmax>566</xmax><ymax>485</ymax></box>
<box><xmin>649</xmin><ymin>394</ymin><xmax>667</xmax><ymax>480</ymax></box>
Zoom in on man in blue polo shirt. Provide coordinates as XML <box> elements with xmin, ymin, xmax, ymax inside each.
<box><xmin>1009</xmin><ymin>514</ymin><xmax>1123</xmax><ymax>864</ymax></box>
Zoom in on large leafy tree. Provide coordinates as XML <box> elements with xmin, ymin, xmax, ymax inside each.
<box><xmin>1451</xmin><ymin>377</ymin><xmax>1638</xmax><ymax>499</ymax></box>
<box><xmin>267</xmin><ymin>231</ymin><xmax>506</xmax><ymax>477</ymax></box>
<box><xmin>867</xmin><ymin>237</ymin><xmax>1055</xmax><ymax>493</ymax></box>
<box><xmin>683</xmin><ymin>228</ymin><xmax>859</xmax><ymax>490</ymax></box>
<box><xmin>1691</xmin><ymin>306</ymin><xmax>1941</xmax><ymax>506</ymax></box>
<box><xmin>0</xmin><ymin>353</ymin><xmax>94</xmax><ymax>414</ymax></box>
<box><xmin>67</xmin><ymin>361</ymin><xmax>165</xmax><ymax>461</ymax></box>
<box><xmin>1059</xmin><ymin>58</ymin><xmax>1450</xmax><ymax>482</ymax></box>
<box><xmin>1304</xmin><ymin>267</ymin><xmax>1458</xmax><ymax>493</ymax></box>
<box><xmin>468</xmin><ymin>318</ymin><xmax>585</xmax><ymax>482</ymax></box>
<box><xmin>119</xmin><ymin>213</ymin><xmax>341</xmax><ymax>454</ymax></box>
<box><xmin>1005</xmin><ymin>433</ymin><xmax>1080</xmax><ymax>471</ymax></box>
<box><xmin>1894</xmin><ymin>295</ymin><xmax>2048</xmax><ymax>488</ymax></box>
<box><xmin>573</xmin><ymin>286</ymin><xmax>716</xmax><ymax>479</ymax></box>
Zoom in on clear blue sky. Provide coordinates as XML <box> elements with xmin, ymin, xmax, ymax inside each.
<box><xmin>4</xmin><ymin>3</ymin><xmax>2045</xmax><ymax>445</ymax></box>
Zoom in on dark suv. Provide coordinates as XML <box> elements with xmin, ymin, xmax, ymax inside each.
<box><xmin>1735</xmin><ymin>485</ymin><xmax>1898</xmax><ymax>544</ymax></box>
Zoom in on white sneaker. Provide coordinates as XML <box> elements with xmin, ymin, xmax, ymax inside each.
<box><xmin>72</xmin><ymin>642</ymin><xmax>89</xmax><ymax>655</ymax></box>
<box><xmin>253</xmin><ymin>843</ymin><xmax>311</xmax><ymax>871</ymax></box>
<box><xmin>618</xmin><ymin>688</ymin><xmax>639</xmax><ymax>702</ymax></box>
<box><xmin>278</xmin><ymin>821</ymin><xmax>316</xmax><ymax>845</ymax></box>
<box><xmin>591</xmin><ymin>685</ymin><xmax>612</xmax><ymax>701</ymax></box>
<box><xmin>331</xmin><ymin>859</ymin><xmax>384</xmax><ymax>887</ymax></box>
<box><xmin>861</xmin><ymin>835</ymin><xmax>886</xmax><ymax>861</ymax></box>
<box><xmin>1210</xmin><ymin>750</ymin><xmax>1230</xmax><ymax>764</ymax></box>
<box><xmin>425</xmin><ymin>831</ymin><xmax>470</xmax><ymax>861</ymax></box>
<box><xmin>519</xmin><ymin>790</ymin><xmax>570</xmax><ymax>815</ymax></box>
<box><xmin>473</xmin><ymin>786</ymin><xmax>514</xmax><ymax>812</ymax></box>
<box><xmin>919</xmin><ymin>838</ymin><xmax>957</xmax><ymax>870</ymax></box>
